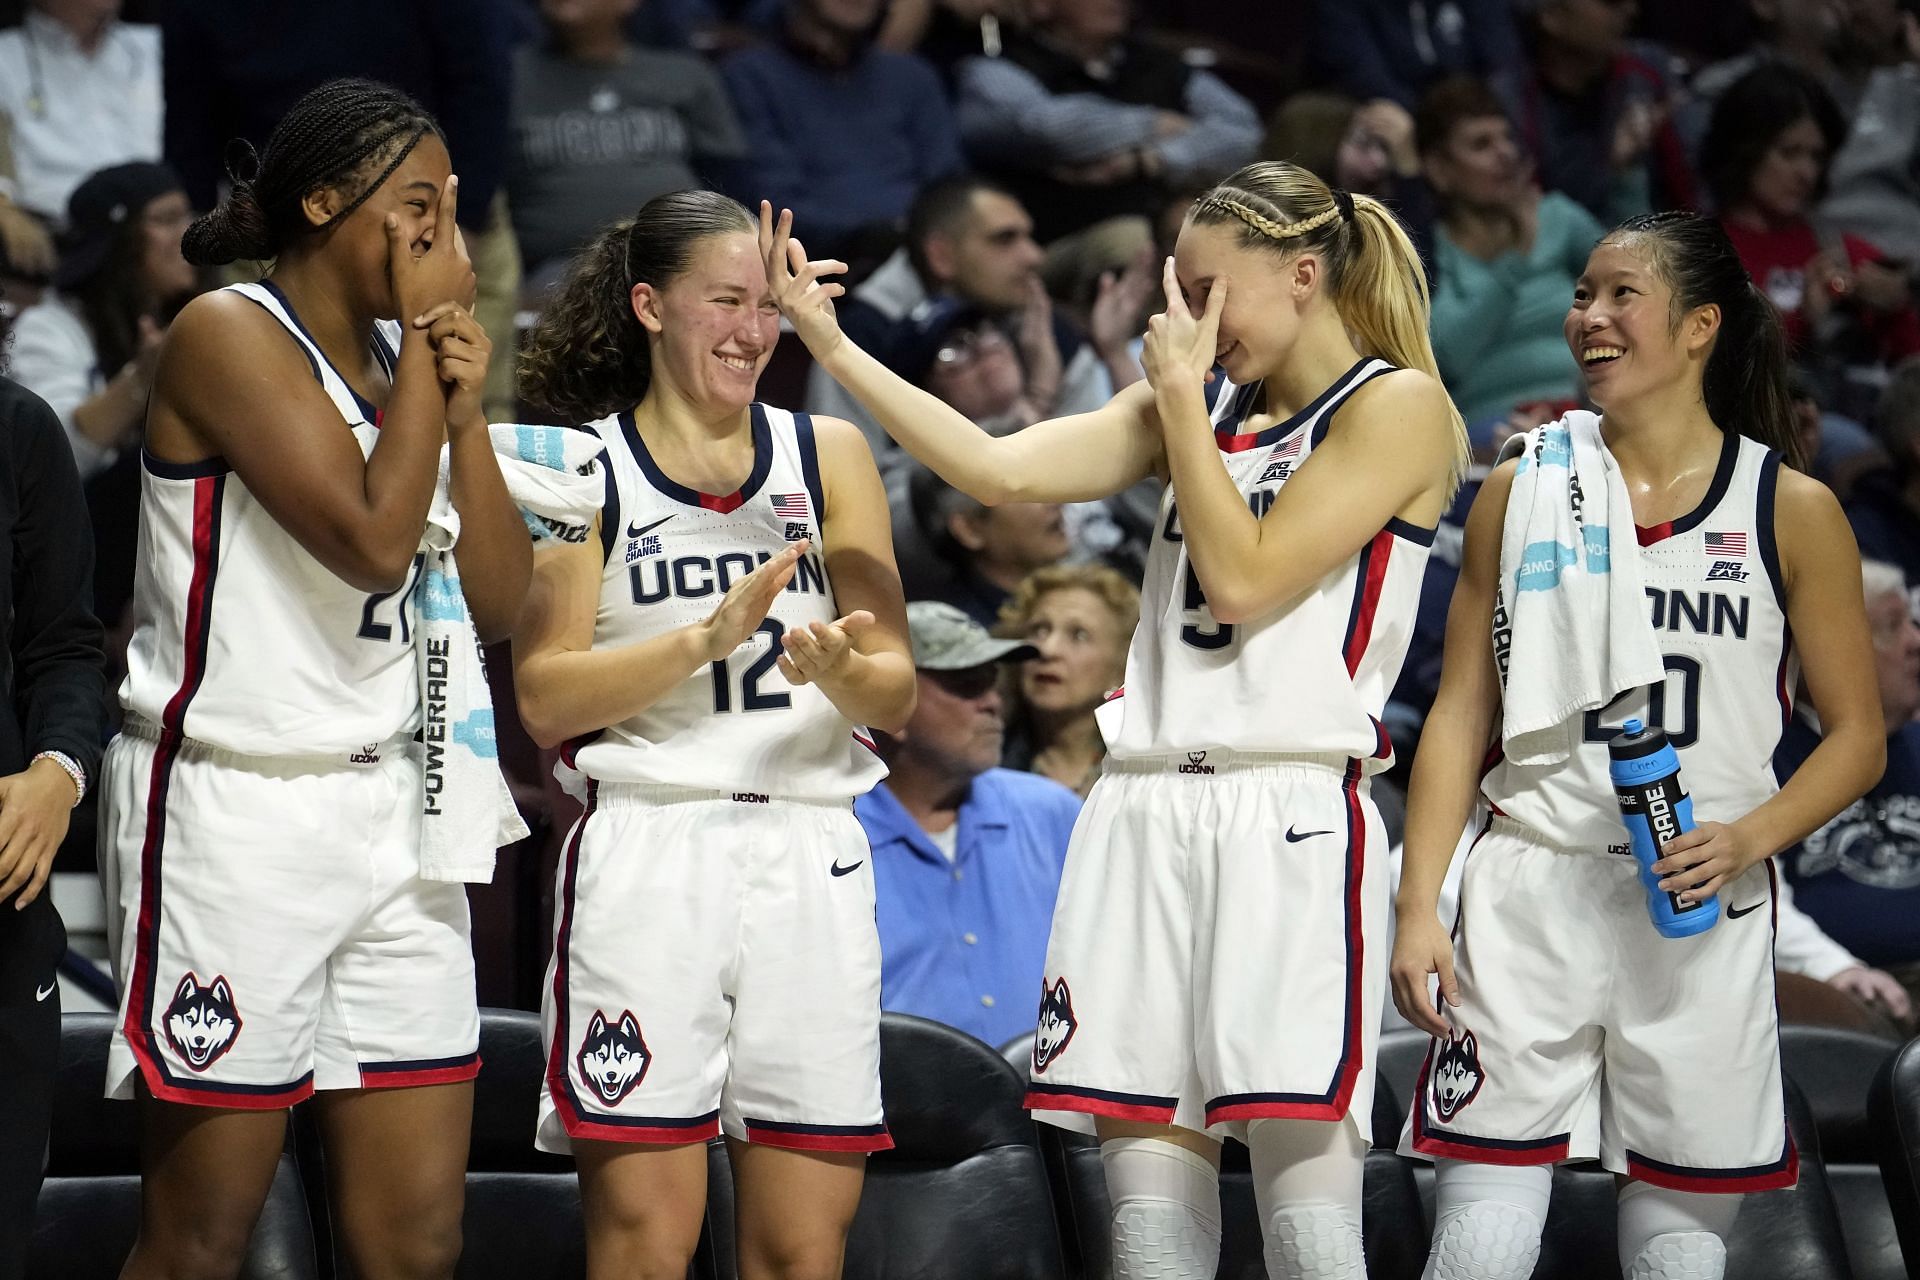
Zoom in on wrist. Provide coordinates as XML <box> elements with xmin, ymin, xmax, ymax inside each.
<box><xmin>29</xmin><ymin>752</ymin><xmax>84</xmax><ymax>807</ymax></box>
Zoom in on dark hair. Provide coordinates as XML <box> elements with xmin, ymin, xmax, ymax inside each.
<box><xmin>1260</xmin><ymin>91</ymin><xmax>1359</xmax><ymax>183</ymax></box>
<box><xmin>906</xmin><ymin>174</ymin><xmax>1017</xmax><ymax>281</ymax></box>
<box><xmin>76</xmin><ymin>200</ymin><xmax>165</xmax><ymax>379</ymax></box>
<box><xmin>518</xmin><ymin>190</ymin><xmax>755</xmax><ymax>421</ymax></box>
<box><xmin>1699</xmin><ymin>65</ymin><xmax>1845</xmax><ymax>212</ymax></box>
<box><xmin>1414</xmin><ymin>76</ymin><xmax>1510</xmax><ymax>158</ymax></box>
<box><xmin>1609</xmin><ymin>211</ymin><xmax>1804</xmax><ymax>468</ymax></box>
<box><xmin>182</xmin><ymin>79</ymin><xmax>441</xmax><ymax>266</ymax></box>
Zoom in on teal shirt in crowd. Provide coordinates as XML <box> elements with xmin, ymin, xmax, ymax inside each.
<box><xmin>1430</xmin><ymin>191</ymin><xmax>1605</xmax><ymax>429</ymax></box>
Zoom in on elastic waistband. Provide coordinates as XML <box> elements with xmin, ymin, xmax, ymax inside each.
<box><xmin>1102</xmin><ymin>749</ymin><xmax>1360</xmax><ymax>780</ymax></box>
<box><xmin>118</xmin><ymin>714</ymin><xmax>415</xmax><ymax>772</ymax></box>
<box><xmin>1487</xmin><ymin>814</ymin><xmax>1628</xmax><ymax>859</ymax></box>
<box><xmin>585</xmin><ymin>779</ymin><xmax>854</xmax><ymax>811</ymax></box>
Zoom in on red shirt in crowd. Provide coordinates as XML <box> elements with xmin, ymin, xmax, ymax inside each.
<box><xmin>1720</xmin><ymin>216</ymin><xmax>1920</xmax><ymax>363</ymax></box>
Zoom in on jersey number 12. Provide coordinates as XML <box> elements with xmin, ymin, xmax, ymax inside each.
<box><xmin>711</xmin><ymin>619</ymin><xmax>793</xmax><ymax>713</ymax></box>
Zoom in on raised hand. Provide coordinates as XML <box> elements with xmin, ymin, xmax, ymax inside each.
<box><xmin>388</xmin><ymin>173</ymin><xmax>476</xmax><ymax>326</ymax></box>
<box><xmin>701</xmin><ymin>541</ymin><xmax>807</xmax><ymax>663</ymax></box>
<box><xmin>758</xmin><ymin>201</ymin><xmax>848</xmax><ymax>359</ymax></box>
<box><xmin>412</xmin><ymin>302</ymin><xmax>493</xmax><ymax>430</ymax></box>
<box><xmin>777</xmin><ymin>610</ymin><xmax>875</xmax><ymax>687</ymax></box>
<box><xmin>1140</xmin><ymin>256</ymin><xmax>1225</xmax><ymax>397</ymax></box>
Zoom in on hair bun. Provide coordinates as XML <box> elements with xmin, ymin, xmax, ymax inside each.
<box><xmin>181</xmin><ymin>183</ymin><xmax>272</xmax><ymax>266</ymax></box>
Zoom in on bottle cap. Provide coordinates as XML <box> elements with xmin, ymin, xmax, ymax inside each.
<box><xmin>1607</xmin><ymin>718</ymin><xmax>1670</xmax><ymax>762</ymax></box>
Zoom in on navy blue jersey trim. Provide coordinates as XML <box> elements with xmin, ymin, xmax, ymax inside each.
<box><xmin>256</xmin><ymin>280</ymin><xmax>383</xmax><ymax>423</ymax></box>
<box><xmin>359</xmin><ymin>1052</ymin><xmax>480</xmax><ymax>1073</ymax></box>
<box><xmin>371</xmin><ymin>326</ymin><xmax>397</xmax><ymax>378</ymax></box>
<box><xmin>1308</xmin><ymin>359</ymin><xmax>1397</xmax><ymax>449</ymax></box>
<box><xmin>1419</xmin><ymin>1120</ymin><xmax>1573</xmax><ymax>1153</ymax></box>
<box><xmin>595</xmin><ymin>449</ymin><xmax>621</xmax><ymax>567</ymax></box>
<box><xmin>1755</xmin><ymin>450</ymin><xmax>1785</xmax><ymax>609</ymax></box>
<box><xmin>741</xmin><ymin>1118</ymin><xmax>888</xmax><ymax>1136</ymax></box>
<box><xmin>1624</xmin><ymin>1144</ymin><xmax>1794</xmax><ymax>1180</ymax></box>
<box><xmin>1024</xmin><ymin>1081</ymin><xmax>1180</xmax><ymax>1109</ymax></box>
<box><xmin>1385</xmin><ymin>516</ymin><xmax>1437</xmax><ymax>546</ymax></box>
<box><xmin>1666</xmin><ymin>430</ymin><xmax>1742</xmax><ymax>538</ymax></box>
<box><xmin>236</xmin><ymin>288</ymin><xmax>320</xmax><ymax>384</ymax></box>
<box><xmin>794</xmin><ymin>411</ymin><xmax>827</xmax><ymax>523</ymax></box>
<box><xmin>620</xmin><ymin>403</ymin><xmax>774</xmax><ymax>511</ymax></box>
<box><xmin>141</xmin><ymin>449</ymin><xmax>231</xmax><ymax>480</ymax></box>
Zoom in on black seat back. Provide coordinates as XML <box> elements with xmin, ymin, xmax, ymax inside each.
<box><xmin>1782</xmin><ymin>1025</ymin><xmax>1901</xmax><ymax>1280</ymax></box>
<box><xmin>1870</xmin><ymin>1035</ymin><xmax>1920</xmax><ymax>1279</ymax></box>
<box><xmin>37</xmin><ymin>1013</ymin><xmax>319</xmax><ymax>1280</ymax></box>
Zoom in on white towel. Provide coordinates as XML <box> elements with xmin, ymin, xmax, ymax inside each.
<box><xmin>414</xmin><ymin>424</ymin><xmax>606</xmax><ymax>882</ymax></box>
<box><xmin>1495</xmin><ymin>412</ymin><xmax>1664</xmax><ymax>767</ymax></box>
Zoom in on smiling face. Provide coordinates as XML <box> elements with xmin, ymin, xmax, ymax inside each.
<box><xmin>1171</xmin><ymin>218</ymin><xmax>1310</xmax><ymax>385</ymax></box>
<box><xmin>1018</xmin><ymin>586</ymin><xmax>1128</xmax><ymax>715</ymax></box>
<box><xmin>633</xmin><ymin>231</ymin><xmax>779</xmax><ymax>414</ymax></box>
<box><xmin>1564</xmin><ymin>237</ymin><xmax>1719</xmax><ymax>412</ymax></box>
<box><xmin>303</xmin><ymin>131</ymin><xmax>453</xmax><ymax>321</ymax></box>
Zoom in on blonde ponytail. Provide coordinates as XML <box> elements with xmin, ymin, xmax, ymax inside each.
<box><xmin>1189</xmin><ymin>162</ymin><xmax>1470</xmax><ymax>492</ymax></box>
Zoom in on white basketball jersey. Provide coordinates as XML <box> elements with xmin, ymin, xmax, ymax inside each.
<box><xmin>1098</xmin><ymin>359</ymin><xmax>1433</xmax><ymax>770</ymax></box>
<box><xmin>1482</xmin><ymin>434</ymin><xmax>1795</xmax><ymax>849</ymax></box>
<box><xmin>557</xmin><ymin>404</ymin><xmax>888</xmax><ymax>801</ymax></box>
<box><xmin>121</xmin><ymin>281</ymin><xmax>422</xmax><ymax>756</ymax></box>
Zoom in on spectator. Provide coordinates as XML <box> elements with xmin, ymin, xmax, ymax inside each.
<box><xmin>7</xmin><ymin>163</ymin><xmax>198</xmax><ymax>636</ymax></box>
<box><xmin>855</xmin><ymin>601</ymin><xmax>1080</xmax><ymax>1047</ymax></box>
<box><xmin>1263</xmin><ymin>91</ymin><xmax>1434</xmax><ymax>263</ymax></box>
<box><xmin>875</xmin><ymin>0</ymin><xmax>1010</xmax><ymax>84</ymax></box>
<box><xmin>1308</xmin><ymin>0</ymin><xmax>1524</xmax><ymax>109</ymax></box>
<box><xmin>0</xmin><ymin>343</ymin><xmax>108</xmax><ymax>1280</ymax></box>
<box><xmin>624</xmin><ymin>0</ymin><xmax>783</xmax><ymax>54</ymax></box>
<box><xmin>1418</xmin><ymin>77</ymin><xmax>1602</xmax><ymax>430</ymax></box>
<box><xmin>507</xmin><ymin>0</ymin><xmax>747</xmax><ymax>288</ymax></box>
<box><xmin>903</xmin><ymin>468</ymin><xmax>1071</xmax><ymax>629</ymax></box>
<box><xmin>720</xmin><ymin>0</ymin><xmax>962</xmax><ymax>260</ymax></box>
<box><xmin>0</xmin><ymin>0</ymin><xmax>161</xmax><ymax>227</ymax></box>
<box><xmin>1848</xmin><ymin>358</ymin><xmax>1920</xmax><ymax>617</ymax></box>
<box><xmin>1777</xmin><ymin>559</ymin><xmax>1920</xmax><ymax>1022</ymax></box>
<box><xmin>1792</xmin><ymin>362</ymin><xmax>1891</xmax><ymax>502</ymax></box>
<box><xmin>994</xmin><ymin>563</ymin><xmax>1137</xmax><ymax>796</ymax></box>
<box><xmin>953</xmin><ymin>0</ymin><xmax>1261</xmax><ymax>243</ymax></box>
<box><xmin>805</xmin><ymin>175</ymin><xmax>1127</xmax><ymax>458</ymax></box>
<box><xmin>1820</xmin><ymin>13</ymin><xmax>1920</xmax><ymax>273</ymax></box>
<box><xmin>1776</xmin><ymin>874</ymin><xmax>1913</xmax><ymax>1034</ymax></box>
<box><xmin>1688</xmin><ymin>0</ymin><xmax>1852</xmax><ymax>126</ymax></box>
<box><xmin>1705</xmin><ymin>64</ymin><xmax>1920</xmax><ymax>405</ymax></box>
<box><xmin>1494</xmin><ymin>0</ymin><xmax>1696</xmax><ymax>223</ymax></box>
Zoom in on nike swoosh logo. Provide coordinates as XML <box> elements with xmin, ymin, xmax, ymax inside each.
<box><xmin>627</xmin><ymin>515</ymin><xmax>674</xmax><ymax>539</ymax></box>
<box><xmin>1727</xmin><ymin>901</ymin><xmax>1765</xmax><ymax>920</ymax></box>
<box><xmin>830</xmin><ymin>859</ymin><xmax>864</xmax><ymax>877</ymax></box>
<box><xmin>1284</xmin><ymin>827</ymin><xmax>1336</xmax><ymax>843</ymax></box>
<box><xmin>34</xmin><ymin>981</ymin><xmax>54</xmax><ymax>1002</ymax></box>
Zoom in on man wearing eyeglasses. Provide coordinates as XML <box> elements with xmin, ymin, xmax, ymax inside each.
<box><xmin>855</xmin><ymin>601</ymin><xmax>1083</xmax><ymax>1049</ymax></box>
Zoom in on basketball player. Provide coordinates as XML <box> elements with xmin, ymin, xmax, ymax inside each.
<box><xmin>100</xmin><ymin>81</ymin><xmax>533</xmax><ymax>1280</ymax></box>
<box><xmin>510</xmin><ymin>189</ymin><xmax>914</xmax><ymax>1280</ymax></box>
<box><xmin>1390</xmin><ymin>212</ymin><xmax>1884</xmax><ymax>1280</ymax></box>
<box><xmin>765</xmin><ymin>160</ymin><xmax>1468</xmax><ymax>1280</ymax></box>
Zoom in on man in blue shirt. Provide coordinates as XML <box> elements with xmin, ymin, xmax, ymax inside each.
<box><xmin>856</xmin><ymin>601</ymin><xmax>1082</xmax><ymax>1048</ymax></box>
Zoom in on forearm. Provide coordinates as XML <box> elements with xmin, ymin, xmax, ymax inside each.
<box><xmin>1156</xmin><ymin>381</ymin><xmax>1266</xmax><ymax>619</ymax></box>
<box><xmin>515</xmin><ymin>626</ymin><xmax>711</xmax><ymax>749</ymax></box>
<box><xmin>1732</xmin><ymin>721</ymin><xmax>1885</xmax><ymax>859</ymax></box>
<box><xmin>447</xmin><ymin>424</ymin><xmax>533</xmax><ymax>643</ymax></box>
<box><xmin>359</xmin><ymin>337</ymin><xmax>454</xmax><ymax>572</ymax></box>
<box><xmin>1396</xmin><ymin>695</ymin><xmax>1495</xmax><ymax>918</ymax></box>
<box><xmin>68</xmin><ymin>367</ymin><xmax>147</xmax><ymax>452</ymax></box>
<box><xmin>810</xmin><ymin>649</ymin><xmax>916</xmax><ymax>735</ymax></box>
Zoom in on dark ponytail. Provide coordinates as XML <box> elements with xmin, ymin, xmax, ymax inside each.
<box><xmin>182</xmin><ymin>78</ymin><xmax>440</xmax><ymax>266</ymax></box>
<box><xmin>1610</xmin><ymin>211</ymin><xmax>1804</xmax><ymax>471</ymax></box>
<box><xmin>518</xmin><ymin>190</ymin><xmax>755</xmax><ymax>422</ymax></box>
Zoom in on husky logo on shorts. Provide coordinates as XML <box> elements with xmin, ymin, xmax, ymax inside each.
<box><xmin>1430</xmin><ymin>1030</ymin><xmax>1485</xmax><ymax>1122</ymax></box>
<box><xmin>164</xmin><ymin>973</ymin><xmax>242</xmax><ymax>1071</ymax></box>
<box><xmin>577</xmin><ymin>1009</ymin><xmax>651</xmax><ymax>1104</ymax></box>
<box><xmin>1032</xmin><ymin>978</ymin><xmax>1078</xmax><ymax>1074</ymax></box>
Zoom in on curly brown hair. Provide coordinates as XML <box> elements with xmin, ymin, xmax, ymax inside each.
<box><xmin>994</xmin><ymin>563</ymin><xmax>1140</xmax><ymax>657</ymax></box>
<box><xmin>518</xmin><ymin>190</ymin><xmax>755</xmax><ymax>422</ymax></box>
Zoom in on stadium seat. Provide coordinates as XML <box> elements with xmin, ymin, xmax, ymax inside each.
<box><xmin>35</xmin><ymin>1012</ymin><xmax>320</xmax><ymax>1280</ymax></box>
<box><xmin>1535</xmin><ymin>1079</ymin><xmax>1850</xmax><ymax>1280</ymax></box>
<box><xmin>1781</xmin><ymin>1025</ymin><xmax>1902</xmax><ymax>1280</ymax></box>
<box><xmin>838</xmin><ymin>1014</ymin><xmax>1066</xmax><ymax>1280</ymax></box>
<box><xmin>1870</xmin><ymin>1035</ymin><xmax>1920</xmax><ymax>1279</ymax></box>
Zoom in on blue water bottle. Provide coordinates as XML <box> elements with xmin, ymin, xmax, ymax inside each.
<box><xmin>1607</xmin><ymin>718</ymin><xmax>1719</xmax><ymax>939</ymax></box>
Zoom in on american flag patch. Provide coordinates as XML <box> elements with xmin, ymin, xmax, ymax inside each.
<box><xmin>771</xmin><ymin>492</ymin><xmax>809</xmax><ymax>519</ymax></box>
<box><xmin>1703</xmin><ymin>531</ymin><xmax>1747</xmax><ymax>557</ymax></box>
<box><xmin>1267</xmin><ymin>434</ymin><xmax>1304</xmax><ymax>462</ymax></box>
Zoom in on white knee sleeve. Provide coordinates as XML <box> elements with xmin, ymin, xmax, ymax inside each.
<box><xmin>1421</xmin><ymin>1159</ymin><xmax>1553</xmax><ymax>1280</ymax></box>
<box><xmin>1247</xmin><ymin>1117</ymin><xmax>1367</xmax><ymax>1280</ymax></box>
<box><xmin>1616</xmin><ymin>1180</ymin><xmax>1741</xmax><ymax>1280</ymax></box>
<box><xmin>1100</xmin><ymin>1136</ymin><xmax>1222</xmax><ymax>1280</ymax></box>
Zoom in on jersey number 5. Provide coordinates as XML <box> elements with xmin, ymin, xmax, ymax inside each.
<box><xmin>711</xmin><ymin>619</ymin><xmax>793</xmax><ymax>714</ymax></box>
<box><xmin>1180</xmin><ymin>563</ymin><xmax>1236</xmax><ymax>650</ymax></box>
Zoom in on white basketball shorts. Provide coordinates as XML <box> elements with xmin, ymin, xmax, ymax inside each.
<box><xmin>1400</xmin><ymin>817</ymin><xmax>1796</xmax><ymax>1192</ymax></box>
<box><xmin>537</xmin><ymin>781</ymin><xmax>889</xmax><ymax>1154</ymax></box>
<box><xmin>100</xmin><ymin>726</ymin><xmax>480</xmax><ymax>1107</ymax></box>
<box><xmin>1023</xmin><ymin>752</ymin><xmax>1388</xmax><ymax>1141</ymax></box>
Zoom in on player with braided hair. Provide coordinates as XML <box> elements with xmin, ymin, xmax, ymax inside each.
<box><xmin>101</xmin><ymin>79</ymin><xmax>531</xmax><ymax>1279</ymax></box>
<box><xmin>768</xmin><ymin>157</ymin><xmax>1465</xmax><ymax>1279</ymax></box>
